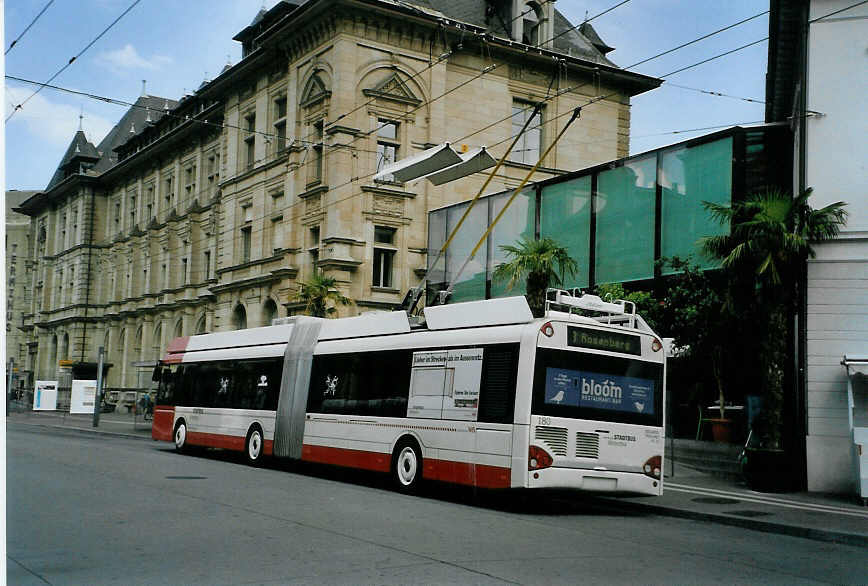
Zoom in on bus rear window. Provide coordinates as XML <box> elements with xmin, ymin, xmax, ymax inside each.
<box><xmin>532</xmin><ymin>348</ymin><xmax>663</xmax><ymax>426</ymax></box>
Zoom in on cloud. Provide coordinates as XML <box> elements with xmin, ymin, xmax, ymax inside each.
<box><xmin>96</xmin><ymin>44</ymin><xmax>173</xmax><ymax>72</ymax></box>
<box><xmin>6</xmin><ymin>85</ymin><xmax>115</xmax><ymax>149</ymax></box>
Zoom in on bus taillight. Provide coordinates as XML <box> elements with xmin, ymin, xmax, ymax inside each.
<box><xmin>540</xmin><ymin>322</ymin><xmax>554</xmax><ymax>338</ymax></box>
<box><xmin>642</xmin><ymin>455</ymin><xmax>662</xmax><ymax>479</ymax></box>
<box><xmin>528</xmin><ymin>445</ymin><xmax>554</xmax><ymax>470</ymax></box>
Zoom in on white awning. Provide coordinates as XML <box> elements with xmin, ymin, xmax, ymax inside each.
<box><xmin>417</xmin><ymin>147</ymin><xmax>497</xmax><ymax>185</ymax></box>
<box><xmin>373</xmin><ymin>142</ymin><xmax>462</xmax><ymax>183</ymax></box>
<box><xmin>843</xmin><ymin>356</ymin><xmax>868</xmax><ymax>378</ymax></box>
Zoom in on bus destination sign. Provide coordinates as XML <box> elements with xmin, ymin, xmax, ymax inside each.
<box><xmin>567</xmin><ymin>326</ymin><xmax>641</xmax><ymax>356</ymax></box>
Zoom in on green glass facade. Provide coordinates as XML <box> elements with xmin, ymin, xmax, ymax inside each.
<box><xmin>427</xmin><ymin>126</ymin><xmax>789</xmax><ymax>301</ymax></box>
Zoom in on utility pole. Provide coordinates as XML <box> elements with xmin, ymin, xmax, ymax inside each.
<box><xmin>92</xmin><ymin>347</ymin><xmax>104</xmax><ymax>427</ymax></box>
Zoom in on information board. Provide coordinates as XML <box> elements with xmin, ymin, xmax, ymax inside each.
<box><xmin>69</xmin><ymin>379</ymin><xmax>98</xmax><ymax>414</ymax></box>
<box><xmin>408</xmin><ymin>348</ymin><xmax>483</xmax><ymax>421</ymax></box>
<box><xmin>33</xmin><ymin>380</ymin><xmax>58</xmax><ymax>411</ymax></box>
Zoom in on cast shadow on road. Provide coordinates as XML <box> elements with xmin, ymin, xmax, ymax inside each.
<box><xmin>153</xmin><ymin>444</ymin><xmax>651</xmax><ymax>519</ymax></box>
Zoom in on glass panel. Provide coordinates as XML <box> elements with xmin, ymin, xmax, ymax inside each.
<box><xmin>377</xmin><ymin>120</ymin><xmax>397</xmax><ymax>140</ymax></box>
<box><xmin>660</xmin><ymin>137</ymin><xmax>732</xmax><ymax>272</ymax></box>
<box><xmin>540</xmin><ymin>176</ymin><xmax>591</xmax><ymax>289</ymax></box>
<box><xmin>489</xmin><ymin>189</ymin><xmax>536</xmax><ymax>298</ymax></box>
<box><xmin>595</xmin><ymin>156</ymin><xmax>656</xmax><ymax>284</ymax></box>
<box><xmin>426</xmin><ymin>208</ymin><xmax>448</xmax><ymax>298</ymax></box>
<box><xmin>446</xmin><ymin>202</ymin><xmax>488</xmax><ymax>302</ymax></box>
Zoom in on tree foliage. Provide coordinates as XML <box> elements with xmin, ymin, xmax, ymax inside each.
<box><xmin>492</xmin><ymin>237</ymin><xmax>578</xmax><ymax>317</ymax></box>
<box><xmin>296</xmin><ymin>273</ymin><xmax>351</xmax><ymax>318</ymax></box>
<box><xmin>701</xmin><ymin>189</ymin><xmax>847</xmax><ymax>447</ymax></box>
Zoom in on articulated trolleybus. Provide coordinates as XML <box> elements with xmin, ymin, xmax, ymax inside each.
<box><xmin>152</xmin><ymin>291</ymin><xmax>666</xmax><ymax>495</ymax></box>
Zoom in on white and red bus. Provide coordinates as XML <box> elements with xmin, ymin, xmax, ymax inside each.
<box><xmin>152</xmin><ymin>291</ymin><xmax>666</xmax><ymax>495</ymax></box>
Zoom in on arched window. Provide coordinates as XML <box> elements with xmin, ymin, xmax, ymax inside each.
<box><xmin>50</xmin><ymin>335</ymin><xmax>58</xmax><ymax>370</ymax></box>
<box><xmin>118</xmin><ymin>328</ymin><xmax>127</xmax><ymax>383</ymax></box>
<box><xmin>60</xmin><ymin>333</ymin><xmax>69</xmax><ymax>361</ymax></box>
<box><xmin>232</xmin><ymin>304</ymin><xmax>248</xmax><ymax>330</ymax></box>
<box><xmin>134</xmin><ymin>326</ymin><xmax>143</xmax><ymax>362</ymax></box>
<box><xmin>152</xmin><ymin>323</ymin><xmax>162</xmax><ymax>359</ymax></box>
<box><xmin>195</xmin><ymin>314</ymin><xmax>207</xmax><ymax>334</ymax></box>
<box><xmin>174</xmin><ymin>319</ymin><xmax>183</xmax><ymax>339</ymax></box>
<box><xmin>262</xmin><ymin>299</ymin><xmax>278</xmax><ymax>326</ymax></box>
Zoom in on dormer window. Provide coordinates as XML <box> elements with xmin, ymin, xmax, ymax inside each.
<box><xmin>521</xmin><ymin>2</ymin><xmax>542</xmax><ymax>45</ymax></box>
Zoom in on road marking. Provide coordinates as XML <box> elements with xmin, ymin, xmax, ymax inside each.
<box><xmin>665</xmin><ymin>482</ymin><xmax>868</xmax><ymax>519</ymax></box>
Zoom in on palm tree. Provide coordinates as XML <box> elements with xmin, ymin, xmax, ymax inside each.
<box><xmin>492</xmin><ymin>237</ymin><xmax>578</xmax><ymax>317</ymax></box>
<box><xmin>702</xmin><ymin>188</ymin><xmax>847</xmax><ymax>300</ymax></box>
<box><xmin>296</xmin><ymin>274</ymin><xmax>351</xmax><ymax>318</ymax></box>
<box><xmin>701</xmin><ymin>188</ymin><xmax>847</xmax><ymax>450</ymax></box>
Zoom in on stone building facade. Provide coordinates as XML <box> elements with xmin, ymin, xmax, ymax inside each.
<box><xmin>6</xmin><ymin>190</ymin><xmax>38</xmax><ymax>395</ymax></box>
<box><xmin>15</xmin><ymin>0</ymin><xmax>659</xmax><ymax>390</ymax></box>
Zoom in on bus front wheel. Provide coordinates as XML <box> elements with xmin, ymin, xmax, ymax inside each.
<box><xmin>174</xmin><ymin>420</ymin><xmax>188</xmax><ymax>454</ymax></box>
<box><xmin>392</xmin><ymin>438</ymin><xmax>422</xmax><ymax>493</ymax></box>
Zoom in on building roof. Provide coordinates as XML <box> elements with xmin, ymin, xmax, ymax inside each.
<box><xmin>92</xmin><ymin>94</ymin><xmax>178</xmax><ymax>175</ymax></box>
<box><xmin>45</xmin><ymin>131</ymin><xmax>100</xmax><ymax>190</ymax></box>
<box><xmin>6</xmin><ymin>190</ymin><xmax>39</xmax><ymax>219</ymax></box>
<box><xmin>409</xmin><ymin>0</ymin><xmax>619</xmax><ymax>66</ymax></box>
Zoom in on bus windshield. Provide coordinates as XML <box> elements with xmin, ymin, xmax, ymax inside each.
<box><xmin>531</xmin><ymin>348</ymin><xmax>663</xmax><ymax>427</ymax></box>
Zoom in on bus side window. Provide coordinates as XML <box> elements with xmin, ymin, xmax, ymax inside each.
<box><xmin>477</xmin><ymin>344</ymin><xmax>519</xmax><ymax>424</ymax></box>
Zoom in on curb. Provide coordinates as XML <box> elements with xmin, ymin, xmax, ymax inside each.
<box><xmin>11</xmin><ymin>419</ymin><xmax>867</xmax><ymax>547</ymax></box>
<box><xmin>8</xmin><ymin>419</ymin><xmax>154</xmax><ymax>443</ymax></box>
<box><xmin>599</xmin><ymin>498</ymin><xmax>868</xmax><ymax>548</ymax></box>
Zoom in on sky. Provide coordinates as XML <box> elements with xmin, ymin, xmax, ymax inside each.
<box><xmin>4</xmin><ymin>0</ymin><xmax>770</xmax><ymax>191</ymax></box>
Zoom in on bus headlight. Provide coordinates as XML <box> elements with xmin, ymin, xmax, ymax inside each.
<box><xmin>528</xmin><ymin>445</ymin><xmax>554</xmax><ymax>470</ymax></box>
<box><xmin>642</xmin><ymin>455</ymin><xmax>662</xmax><ymax>479</ymax></box>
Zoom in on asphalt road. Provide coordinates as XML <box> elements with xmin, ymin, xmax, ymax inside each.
<box><xmin>7</xmin><ymin>424</ymin><xmax>868</xmax><ymax>585</ymax></box>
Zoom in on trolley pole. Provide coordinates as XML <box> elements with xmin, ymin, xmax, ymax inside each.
<box><xmin>7</xmin><ymin>358</ymin><xmax>14</xmax><ymax>415</ymax></box>
<box><xmin>92</xmin><ymin>347</ymin><xmax>105</xmax><ymax>427</ymax></box>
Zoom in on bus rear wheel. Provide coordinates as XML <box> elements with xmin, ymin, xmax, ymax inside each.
<box><xmin>392</xmin><ymin>438</ymin><xmax>422</xmax><ymax>493</ymax></box>
<box><xmin>245</xmin><ymin>425</ymin><xmax>265</xmax><ymax>466</ymax></box>
<box><xmin>174</xmin><ymin>420</ymin><xmax>188</xmax><ymax>454</ymax></box>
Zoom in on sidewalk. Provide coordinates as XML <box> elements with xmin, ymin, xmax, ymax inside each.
<box><xmin>8</xmin><ymin>410</ymin><xmax>867</xmax><ymax>546</ymax></box>
<box><xmin>601</xmin><ymin>459</ymin><xmax>868</xmax><ymax>547</ymax></box>
<box><xmin>8</xmin><ymin>405</ymin><xmax>154</xmax><ymax>440</ymax></box>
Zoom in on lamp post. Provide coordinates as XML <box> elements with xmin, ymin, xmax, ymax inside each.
<box><xmin>92</xmin><ymin>347</ymin><xmax>105</xmax><ymax>427</ymax></box>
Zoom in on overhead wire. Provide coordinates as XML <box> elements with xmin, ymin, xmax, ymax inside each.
<box><xmin>87</xmin><ymin>25</ymin><xmax>774</xmax><ymax>264</ymax></box>
<box><xmin>6</xmin><ymin>0</ymin><xmax>55</xmax><ymax>55</ymax></box>
<box><xmin>27</xmin><ymin>5</ymin><xmax>777</xmax><ymax>282</ymax></box>
<box><xmin>6</xmin><ymin>0</ymin><xmax>142</xmax><ymax>123</ymax></box>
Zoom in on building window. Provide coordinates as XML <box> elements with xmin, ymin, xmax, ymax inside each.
<box><xmin>129</xmin><ymin>194</ymin><xmax>137</xmax><ymax>227</ymax></box>
<box><xmin>164</xmin><ymin>176</ymin><xmax>174</xmax><ymax>207</ymax></box>
<box><xmin>244</xmin><ymin>113</ymin><xmax>256</xmax><ymax>170</ymax></box>
<box><xmin>241</xmin><ymin>226</ymin><xmax>252</xmax><ymax>263</ymax></box>
<box><xmin>71</xmin><ymin>210</ymin><xmax>78</xmax><ymax>242</ymax></box>
<box><xmin>309</xmin><ymin>226</ymin><xmax>320</xmax><ymax>273</ymax></box>
<box><xmin>181</xmin><ymin>258</ymin><xmax>188</xmax><ymax>285</ymax></box>
<box><xmin>161</xmin><ymin>264</ymin><xmax>167</xmax><ymax>290</ymax></box>
<box><xmin>185</xmin><ymin>166</ymin><xmax>196</xmax><ymax>199</ymax></box>
<box><xmin>207</xmin><ymin>153</ymin><xmax>219</xmax><ymax>195</ymax></box>
<box><xmin>60</xmin><ymin>213</ymin><xmax>67</xmax><ymax>248</ymax></box>
<box><xmin>310</xmin><ymin>119</ymin><xmax>324</xmax><ymax>184</ymax></box>
<box><xmin>521</xmin><ymin>2</ymin><xmax>542</xmax><ymax>45</ymax></box>
<box><xmin>372</xmin><ymin>226</ymin><xmax>396</xmax><ymax>288</ymax></box>
<box><xmin>203</xmin><ymin>250</ymin><xmax>211</xmax><ymax>280</ymax></box>
<box><xmin>273</xmin><ymin>97</ymin><xmax>287</xmax><ymax>153</ymax></box>
<box><xmin>143</xmin><ymin>268</ymin><xmax>149</xmax><ymax>294</ymax></box>
<box><xmin>145</xmin><ymin>185</ymin><xmax>154</xmax><ymax>221</ymax></box>
<box><xmin>270</xmin><ymin>216</ymin><xmax>283</xmax><ymax>254</ymax></box>
<box><xmin>114</xmin><ymin>200</ymin><xmax>121</xmax><ymax>231</ymax></box>
<box><xmin>375</xmin><ymin>119</ymin><xmax>399</xmax><ymax>181</ymax></box>
<box><xmin>510</xmin><ymin>100</ymin><xmax>542</xmax><ymax>165</ymax></box>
